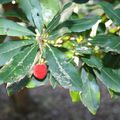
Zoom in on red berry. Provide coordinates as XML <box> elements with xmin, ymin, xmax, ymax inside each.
<box><xmin>33</xmin><ymin>63</ymin><xmax>47</xmax><ymax>80</ymax></box>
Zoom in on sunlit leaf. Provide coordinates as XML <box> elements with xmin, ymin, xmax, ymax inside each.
<box><xmin>69</xmin><ymin>91</ymin><xmax>80</xmax><ymax>102</ymax></box>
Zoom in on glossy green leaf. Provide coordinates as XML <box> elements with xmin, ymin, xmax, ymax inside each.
<box><xmin>91</xmin><ymin>35</ymin><xmax>120</xmax><ymax>53</ymax></box>
<box><xmin>94</xmin><ymin>67</ymin><xmax>120</xmax><ymax>93</ymax></box>
<box><xmin>19</xmin><ymin>0</ymin><xmax>43</xmax><ymax>33</ymax></box>
<box><xmin>82</xmin><ymin>56</ymin><xmax>103</xmax><ymax>70</ymax></box>
<box><xmin>46</xmin><ymin>45</ymin><xmax>82</xmax><ymax>91</ymax></box>
<box><xmin>100</xmin><ymin>1</ymin><xmax>120</xmax><ymax>25</ymax></box>
<box><xmin>69</xmin><ymin>91</ymin><xmax>80</xmax><ymax>102</ymax></box>
<box><xmin>0</xmin><ymin>39</ymin><xmax>35</xmax><ymax>66</ymax></box>
<box><xmin>0</xmin><ymin>44</ymin><xmax>38</xmax><ymax>85</ymax></box>
<box><xmin>0</xmin><ymin>18</ymin><xmax>35</xmax><ymax>36</ymax></box>
<box><xmin>80</xmin><ymin>68</ymin><xmax>100</xmax><ymax>115</ymax></box>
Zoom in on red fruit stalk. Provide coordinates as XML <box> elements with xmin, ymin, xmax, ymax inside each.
<box><xmin>33</xmin><ymin>63</ymin><xmax>47</xmax><ymax>80</ymax></box>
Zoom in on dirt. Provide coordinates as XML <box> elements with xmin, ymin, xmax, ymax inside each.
<box><xmin>0</xmin><ymin>85</ymin><xmax>120</xmax><ymax>120</ymax></box>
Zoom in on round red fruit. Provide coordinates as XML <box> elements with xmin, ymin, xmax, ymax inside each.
<box><xmin>33</xmin><ymin>63</ymin><xmax>47</xmax><ymax>80</ymax></box>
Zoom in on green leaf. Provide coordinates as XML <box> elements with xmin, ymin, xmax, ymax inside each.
<box><xmin>0</xmin><ymin>44</ymin><xmax>38</xmax><ymax>85</ymax></box>
<box><xmin>49</xmin><ymin>74</ymin><xmax>59</xmax><ymax>89</ymax></box>
<box><xmin>67</xmin><ymin>16</ymin><xmax>100</xmax><ymax>33</ymax></box>
<box><xmin>76</xmin><ymin>45</ymin><xmax>93</xmax><ymax>55</ymax></box>
<box><xmin>80</xmin><ymin>68</ymin><xmax>100</xmax><ymax>115</ymax></box>
<box><xmin>90</xmin><ymin>35</ymin><xmax>120</xmax><ymax>54</ymax></box>
<box><xmin>99</xmin><ymin>1</ymin><xmax>120</xmax><ymax>25</ymax></box>
<box><xmin>115</xmin><ymin>9</ymin><xmax>120</xmax><ymax>18</ymax></box>
<box><xmin>46</xmin><ymin>45</ymin><xmax>82</xmax><ymax>91</ymax></box>
<box><xmin>72</xmin><ymin>0</ymin><xmax>89</xmax><ymax>4</ymax></box>
<box><xmin>48</xmin><ymin>27</ymin><xmax>71</xmax><ymax>40</ymax></box>
<box><xmin>19</xmin><ymin>0</ymin><xmax>43</xmax><ymax>33</ymax></box>
<box><xmin>40</xmin><ymin>0</ymin><xmax>61</xmax><ymax>25</ymax></box>
<box><xmin>82</xmin><ymin>56</ymin><xmax>103</xmax><ymax>70</ymax></box>
<box><xmin>0</xmin><ymin>39</ymin><xmax>35</xmax><ymax>66</ymax></box>
<box><xmin>108</xmin><ymin>89</ymin><xmax>120</xmax><ymax>98</ymax></box>
<box><xmin>3</xmin><ymin>9</ymin><xmax>28</xmax><ymax>22</ymax></box>
<box><xmin>48</xmin><ymin>16</ymin><xmax>99</xmax><ymax>39</ymax></box>
<box><xmin>6</xmin><ymin>77</ymin><xmax>30</xmax><ymax>95</ymax></box>
<box><xmin>7</xmin><ymin>73</ymin><xmax>49</xmax><ymax>95</ymax></box>
<box><xmin>46</xmin><ymin>2</ymin><xmax>74</xmax><ymax>33</ymax></box>
<box><xmin>0</xmin><ymin>18</ymin><xmax>35</xmax><ymax>36</ymax></box>
<box><xmin>94</xmin><ymin>67</ymin><xmax>120</xmax><ymax>93</ymax></box>
<box><xmin>26</xmin><ymin>76</ymin><xmax>49</xmax><ymax>88</ymax></box>
<box><xmin>0</xmin><ymin>0</ymin><xmax>12</xmax><ymax>4</ymax></box>
<box><xmin>96</xmin><ymin>54</ymin><xmax>120</xmax><ymax>93</ymax></box>
<box><xmin>108</xmin><ymin>89</ymin><xmax>114</xmax><ymax>98</ymax></box>
<box><xmin>69</xmin><ymin>91</ymin><xmax>80</xmax><ymax>102</ymax></box>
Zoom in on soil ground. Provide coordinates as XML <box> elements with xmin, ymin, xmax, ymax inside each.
<box><xmin>0</xmin><ymin>85</ymin><xmax>120</xmax><ymax>120</ymax></box>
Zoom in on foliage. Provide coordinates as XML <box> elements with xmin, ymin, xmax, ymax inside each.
<box><xmin>0</xmin><ymin>0</ymin><xmax>120</xmax><ymax>114</ymax></box>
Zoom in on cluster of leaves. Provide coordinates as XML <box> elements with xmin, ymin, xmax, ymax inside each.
<box><xmin>0</xmin><ymin>0</ymin><xmax>120</xmax><ymax>114</ymax></box>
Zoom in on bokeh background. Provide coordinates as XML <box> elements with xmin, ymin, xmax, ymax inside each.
<box><xmin>0</xmin><ymin>84</ymin><xmax>120</xmax><ymax>120</ymax></box>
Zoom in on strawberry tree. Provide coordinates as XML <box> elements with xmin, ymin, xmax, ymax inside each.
<box><xmin>0</xmin><ymin>0</ymin><xmax>120</xmax><ymax>115</ymax></box>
